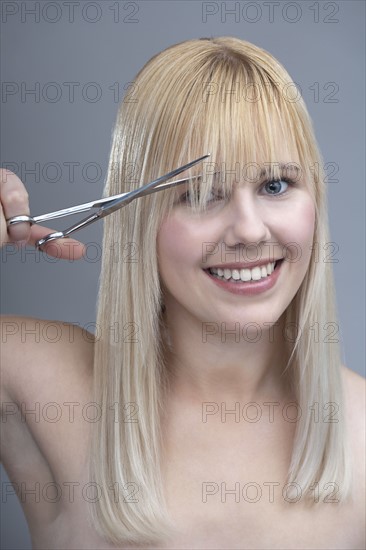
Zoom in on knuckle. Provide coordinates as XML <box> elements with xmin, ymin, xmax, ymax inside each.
<box><xmin>6</xmin><ymin>188</ymin><xmax>29</xmax><ymax>206</ymax></box>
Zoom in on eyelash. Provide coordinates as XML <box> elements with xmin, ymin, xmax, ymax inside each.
<box><xmin>178</xmin><ymin>177</ymin><xmax>297</xmax><ymax>205</ymax></box>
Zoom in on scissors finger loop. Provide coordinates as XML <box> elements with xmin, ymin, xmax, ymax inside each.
<box><xmin>7</xmin><ymin>215</ymin><xmax>34</xmax><ymax>225</ymax></box>
<box><xmin>36</xmin><ymin>231</ymin><xmax>66</xmax><ymax>249</ymax></box>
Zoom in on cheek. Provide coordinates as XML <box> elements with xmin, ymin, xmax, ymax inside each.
<box><xmin>281</xmin><ymin>197</ymin><xmax>316</xmax><ymax>263</ymax></box>
<box><xmin>158</xmin><ymin>208</ymin><xmax>218</xmax><ymax>268</ymax></box>
<box><xmin>157</xmin><ymin>217</ymin><xmax>199</xmax><ymax>276</ymax></box>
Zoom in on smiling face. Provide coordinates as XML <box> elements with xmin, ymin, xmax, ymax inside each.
<box><xmin>134</xmin><ymin>40</ymin><xmax>320</xmax><ymax>337</ymax></box>
<box><xmin>157</xmin><ymin>154</ymin><xmax>316</xmax><ymax>332</ymax></box>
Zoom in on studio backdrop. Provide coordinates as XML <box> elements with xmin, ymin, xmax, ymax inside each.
<box><xmin>1</xmin><ymin>1</ymin><xmax>365</xmax><ymax>547</ymax></box>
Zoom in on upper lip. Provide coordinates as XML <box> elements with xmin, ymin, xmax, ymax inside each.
<box><xmin>204</xmin><ymin>259</ymin><xmax>283</xmax><ymax>270</ymax></box>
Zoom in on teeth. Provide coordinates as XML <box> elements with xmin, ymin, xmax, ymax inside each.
<box><xmin>241</xmin><ymin>268</ymin><xmax>251</xmax><ymax>282</ymax></box>
<box><xmin>251</xmin><ymin>266</ymin><xmax>262</xmax><ymax>281</ymax></box>
<box><xmin>208</xmin><ymin>261</ymin><xmax>278</xmax><ymax>282</ymax></box>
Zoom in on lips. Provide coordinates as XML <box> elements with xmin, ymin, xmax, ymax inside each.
<box><xmin>203</xmin><ymin>259</ymin><xmax>284</xmax><ymax>296</ymax></box>
<box><xmin>208</xmin><ymin>264</ymin><xmax>275</xmax><ymax>284</ymax></box>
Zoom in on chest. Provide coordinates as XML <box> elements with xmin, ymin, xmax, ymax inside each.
<box><xmin>157</xmin><ymin>413</ymin><xmax>363</xmax><ymax>548</ymax></box>
<box><xmin>31</xmin><ymin>401</ymin><xmax>365</xmax><ymax>549</ymax></box>
<box><xmin>160</xmin><ymin>457</ymin><xmax>360</xmax><ymax>548</ymax></box>
<box><xmin>49</xmin><ymin>437</ymin><xmax>362</xmax><ymax>550</ymax></box>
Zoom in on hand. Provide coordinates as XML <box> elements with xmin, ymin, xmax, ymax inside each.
<box><xmin>0</xmin><ymin>169</ymin><xmax>86</xmax><ymax>260</ymax></box>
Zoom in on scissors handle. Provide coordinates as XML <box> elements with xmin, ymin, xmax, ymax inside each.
<box><xmin>7</xmin><ymin>215</ymin><xmax>34</xmax><ymax>226</ymax></box>
<box><xmin>7</xmin><ymin>197</ymin><xmax>111</xmax><ymax>226</ymax></box>
<box><xmin>36</xmin><ymin>213</ymin><xmax>100</xmax><ymax>248</ymax></box>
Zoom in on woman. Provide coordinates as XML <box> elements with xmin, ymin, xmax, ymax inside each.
<box><xmin>1</xmin><ymin>37</ymin><xmax>364</xmax><ymax>549</ymax></box>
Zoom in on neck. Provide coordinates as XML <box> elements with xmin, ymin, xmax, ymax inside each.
<box><xmin>162</xmin><ymin>308</ymin><xmax>292</xmax><ymax>406</ymax></box>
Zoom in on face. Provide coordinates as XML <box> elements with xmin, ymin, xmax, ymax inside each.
<box><xmin>157</xmin><ymin>154</ymin><xmax>316</xmax><ymax>333</ymax></box>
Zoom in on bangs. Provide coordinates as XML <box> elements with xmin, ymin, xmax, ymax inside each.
<box><xmin>116</xmin><ymin>38</ymin><xmax>320</xmax><ymax>224</ymax></box>
<box><xmin>151</xmin><ymin>55</ymin><xmax>315</xmax><ymax>217</ymax></box>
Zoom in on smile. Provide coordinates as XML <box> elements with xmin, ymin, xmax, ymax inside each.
<box><xmin>203</xmin><ymin>260</ymin><xmax>284</xmax><ymax>296</ymax></box>
<box><xmin>207</xmin><ymin>261</ymin><xmax>278</xmax><ymax>283</ymax></box>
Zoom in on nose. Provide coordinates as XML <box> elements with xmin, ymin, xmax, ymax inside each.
<box><xmin>222</xmin><ymin>187</ymin><xmax>271</xmax><ymax>247</ymax></box>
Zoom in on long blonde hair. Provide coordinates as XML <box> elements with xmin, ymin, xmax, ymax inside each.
<box><xmin>88</xmin><ymin>37</ymin><xmax>352</xmax><ymax>545</ymax></box>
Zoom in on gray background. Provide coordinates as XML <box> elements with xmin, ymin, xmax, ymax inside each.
<box><xmin>1</xmin><ymin>1</ymin><xmax>365</xmax><ymax>547</ymax></box>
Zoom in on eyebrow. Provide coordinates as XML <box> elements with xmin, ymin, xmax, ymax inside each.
<box><xmin>260</xmin><ymin>162</ymin><xmax>302</xmax><ymax>181</ymax></box>
<box><xmin>198</xmin><ymin>162</ymin><xmax>302</xmax><ymax>184</ymax></box>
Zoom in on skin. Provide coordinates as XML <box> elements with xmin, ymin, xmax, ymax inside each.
<box><xmin>0</xmin><ymin>169</ymin><xmax>85</xmax><ymax>260</ymax></box>
<box><xmin>157</xmin><ymin>156</ymin><xmax>316</xmax><ymax>405</ymax></box>
<box><xmin>0</xmin><ymin>169</ymin><xmax>365</xmax><ymax>548</ymax></box>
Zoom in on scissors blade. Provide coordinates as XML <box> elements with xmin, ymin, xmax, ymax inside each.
<box><xmin>96</xmin><ymin>154</ymin><xmax>210</xmax><ymax>219</ymax></box>
<box><xmin>29</xmin><ymin>155</ymin><xmax>210</xmax><ymax>226</ymax></box>
<box><xmin>91</xmin><ymin>173</ymin><xmax>204</xmax><ymax>210</ymax></box>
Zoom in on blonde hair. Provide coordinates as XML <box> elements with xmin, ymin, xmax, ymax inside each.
<box><xmin>88</xmin><ymin>37</ymin><xmax>352</xmax><ymax>545</ymax></box>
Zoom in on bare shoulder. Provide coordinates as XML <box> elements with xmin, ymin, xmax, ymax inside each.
<box><xmin>0</xmin><ymin>315</ymin><xmax>95</xmax><ymax>527</ymax></box>
<box><xmin>0</xmin><ymin>314</ymin><xmax>95</xmax><ymax>473</ymax></box>
<box><xmin>1</xmin><ymin>314</ymin><xmax>95</xmax><ymax>403</ymax></box>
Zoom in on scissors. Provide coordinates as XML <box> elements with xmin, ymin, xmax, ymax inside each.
<box><xmin>6</xmin><ymin>154</ymin><xmax>210</xmax><ymax>249</ymax></box>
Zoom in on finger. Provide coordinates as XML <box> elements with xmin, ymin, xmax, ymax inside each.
<box><xmin>0</xmin><ymin>169</ymin><xmax>32</xmax><ymax>243</ymax></box>
<box><xmin>26</xmin><ymin>225</ymin><xmax>86</xmax><ymax>260</ymax></box>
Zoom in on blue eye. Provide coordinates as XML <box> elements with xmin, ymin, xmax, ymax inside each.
<box><xmin>263</xmin><ymin>178</ymin><xmax>291</xmax><ymax>195</ymax></box>
<box><xmin>177</xmin><ymin>177</ymin><xmax>296</xmax><ymax>206</ymax></box>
